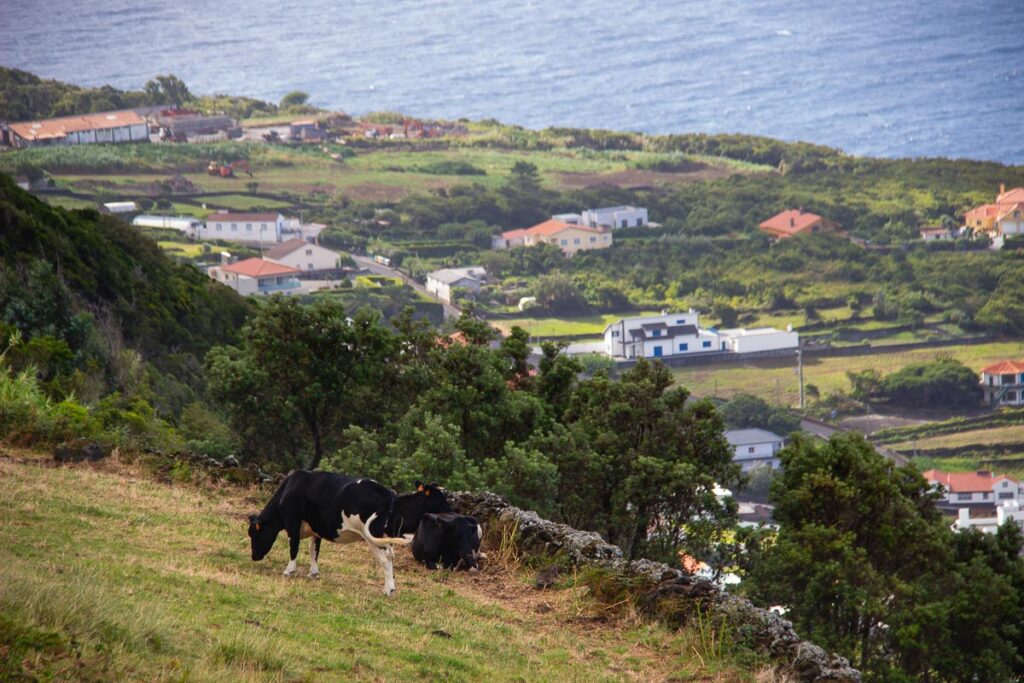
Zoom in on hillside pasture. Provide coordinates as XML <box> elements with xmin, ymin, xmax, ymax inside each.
<box><xmin>0</xmin><ymin>450</ymin><xmax>763</xmax><ymax>682</ymax></box>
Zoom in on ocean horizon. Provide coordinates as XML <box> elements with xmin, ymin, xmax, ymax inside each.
<box><xmin>2</xmin><ymin>0</ymin><xmax>1023</xmax><ymax>164</ymax></box>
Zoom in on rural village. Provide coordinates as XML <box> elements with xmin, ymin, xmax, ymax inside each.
<box><xmin>5</xmin><ymin>64</ymin><xmax>1024</xmax><ymax>682</ymax></box>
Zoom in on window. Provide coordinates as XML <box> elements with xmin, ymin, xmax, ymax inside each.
<box><xmin>748</xmin><ymin>447</ymin><xmax>755</xmax><ymax>454</ymax></box>
<box><xmin>590</xmin><ymin>237</ymin><xmax>596</xmax><ymax>243</ymax></box>
<box><xmin>999</xmin><ymin>492</ymin><xmax>1015</xmax><ymax>499</ymax></box>
<box><xmin>1007</xmin><ymin>391</ymin><xmax>1017</xmax><ymax>402</ymax></box>
<box><xmin>676</xmin><ymin>319</ymin><xmax>687</xmax><ymax>324</ymax></box>
<box><xmin>308</xmin><ymin>263</ymin><xmax>314</xmax><ymax>270</ymax></box>
<box><xmin>652</xmin><ymin>329</ymin><xmax>661</xmax><ymax>337</ymax></box>
<box><xmin>702</xmin><ymin>340</ymin><xmax>711</xmax><ymax>348</ymax></box>
<box><xmin>603</xmin><ymin>235</ymin><xmax>609</xmax><ymax>241</ymax></box>
<box><xmin>1003</xmin><ymin>374</ymin><xmax>1016</xmax><ymax>385</ymax></box>
<box><xmin>652</xmin><ymin>345</ymin><xmax>663</xmax><ymax>357</ymax></box>
<box><xmin>573</xmin><ymin>238</ymin><xmax>581</xmax><ymax>245</ymax></box>
<box><xmin>621</xmin><ymin>220</ymin><xmax>627</xmax><ymax>228</ymax></box>
<box><xmin>956</xmin><ymin>493</ymin><xmax>972</xmax><ymax>500</ymax></box>
<box><xmin>679</xmin><ymin>343</ymin><xmax>688</xmax><ymax>351</ymax></box>
<box><xmin>231</xmin><ymin>223</ymin><xmax>237</xmax><ymax>230</ymax></box>
<box><xmin>636</xmin><ymin>218</ymin><xmax>642</xmax><ymax>226</ymax></box>
<box><xmin>216</xmin><ymin>225</ymin><xmax>222</xmax><ymax>232</ymax></box>
<box><xmin>561</xmin><ymin>239</ymin><xmax>568</xmax><ymax>246</ymax></box>
<box><xmin>246</xmin><ymin>223</ymin><xmax>252</xmax><ymax>230</ymax></box>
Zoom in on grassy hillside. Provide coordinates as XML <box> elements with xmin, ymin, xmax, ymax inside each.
<box><xmin>0</xmin><ymin>449</ymin><xmax>772</xmax><ymax>682</ymax></box>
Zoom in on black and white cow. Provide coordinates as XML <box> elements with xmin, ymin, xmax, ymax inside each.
<box><xmin>411</xmin><ymin>513</ymin><xmax>484</xmax><ymax>571</ymax></box>
<box><xmin>247</xmin><ymin>471</ymin><xmax>450</xmax><ymax>596</ymax></box>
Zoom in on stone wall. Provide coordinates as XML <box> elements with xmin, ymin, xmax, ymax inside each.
<box><xmin>450</xmin><ymin>491</ymin><xmax>860</xmax><ymax>683</ymax></box>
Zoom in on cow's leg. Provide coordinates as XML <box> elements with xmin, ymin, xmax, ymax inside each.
<box><xmin>283</xmin><ymin>533</ymin><xmax>300</xmax><ymax>577</ymax></box>
<box><xmin>308</xmin><ymin>537</ymin><xmax>321</xmax><ymax>579</ymax></box>
<box><xmin>365</xmin><ymin>540</ymin><xmax>396</xmax><ymax>597</ymax></box>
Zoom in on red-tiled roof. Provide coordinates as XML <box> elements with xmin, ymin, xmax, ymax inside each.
<box><xmin>759</xmin><ymin>209</ymin><xmax>823</xmax><ymax>236</ymax></box>
<box><xmin>997</xmin><ymin>187</ymin><xmax>1024</xmax><ymax>205</ymax></box>
<box><xmin>220</xmin><ymin>258</ymin><xmax>299</xmax><ymax>277</ymax></box>
<box><xmin>997</xmin><ymin>202</ymin><xmax>1024</xmax><ymax>221</ymax></box>
<box><xmin>501</xmin><ymin>219</ymin><xmax>602</xmax><ymax>240</ymax></box>
<box><xmin>965</xmin><ymin>204</ymin><xmax>999</xmax><ymax>220</ymax></box>
<box><xmin>8</xmin><ymin>110</ymin><xmax>146</xmax><ymax>142</ymax></box>
<box><xmin>923</xmin><ymin>469</ymin><xmax>1018</xmax><ymax>493</ymax></box>
<box><xmin>206</xmin><ymin>212</ymin><xmax>282</xmax><ymax>223</ymax></box>
<box><xmin>980</xmin><ymin>359</ymin><xmax>1024</xmax><ymax>375</ymax></box>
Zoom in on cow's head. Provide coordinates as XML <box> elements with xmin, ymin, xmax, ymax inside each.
<box><xmin>247</xmin><ymin>514</ymin><xmax>278</xmax><ymax>561</ymax></box>
<box><xmin>414</xmin><ymin>480</ymin><xmax>452</xmax><ymax>514</ymax></box>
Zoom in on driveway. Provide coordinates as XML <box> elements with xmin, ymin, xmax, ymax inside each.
<box><xmin>351</xmin><ymin>255</ymin><xmax>462</xmax><ymax>319</ymax></box>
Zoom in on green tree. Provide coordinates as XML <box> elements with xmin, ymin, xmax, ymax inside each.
<box><xmin>280</xmin><ymin>90</ymin><xmax>310</xmax><ymax>107</ymax></box>
<box><xmin>720</xmin><ymin>392</ymin><xmax>800</xmax><ymax>435</ymax></box>
<box><xmin>561</xmin><ymin>360</ymin><xmax>740</xmax><ymax>560</ymax></box>
<box><xmin>206</xmin><ymin>298</ymin><xmax>396</xmax><ymax>469</ymax></box>
<box><xmin>533</xmin><ymin>273</ymin><xmax>589</xmax><ymax>313</ymax></box>
<box><xmin>144</xmin><ymin>75</ymin><xmax>193</xmax><ymax>106</ymax></box>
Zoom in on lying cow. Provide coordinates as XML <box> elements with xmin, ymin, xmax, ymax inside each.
<box><xmin>247</xmin><ymin>471</ymin><xmax>450</xmax><ymax>596</ymax></box>
<box><xmin>412</xmin><ymin>512</ymin><xmax>484</xmax><ymax>571</ymax></box>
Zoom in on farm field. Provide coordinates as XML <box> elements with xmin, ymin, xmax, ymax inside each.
<box><xmin>0</xmin><ymin>449</ymin><xmax>756</xmax><ymax>682</ymax></box>
<box><xmin>671</xmin><ymin>340</ymin><xmax>1024</xmax><ymax>406</ymax></box>
<box><xmin>491</xmin><ymin>311</ymin><xmax>662</xmax><ymax>338</ymax></box>
<box><xmin>4</xmin><ymin>141</ymin><xmax>768</xmax><ymax>205</ymax></box>
<box><xmin>194</xmin><ymin>193</ymin><xmax>294</xmax><ymax>210</ymax></box>
<box><xmin>890</xmin><ymin>425</ymin><xmax>1024</xmax><ymax>452</ymax></box>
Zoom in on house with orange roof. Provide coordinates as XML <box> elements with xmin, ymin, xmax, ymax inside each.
<box><xmin>5</xmin><ymin>110</ymin><xmax>150</xmax><ymax>148</ymax></box>
<box><xmin>758</xmin><ymin>209</ymin><xmax>835</xmax><ymax>240</ymax></box>
<box><xmin>980</xmin><ymin>359</ymin><xmax>1024</xmax><ymax>406</ymax></box>
<box><xmin>491</xmin><ymin>219</ymin><xmax>612</xmax><ymax>256</ymax></box>
<box><xmin>963</xmin><ymin>184</ymin><xmax>1024</xmax><ymax>237</ymax></box>
<box><xmin>923</xmin><ymin>468</ymin><xmax>1023</xmax><ymax>513</ymax></box>
<box><xmin>207</xmin><ymin>257</ymin><xmax>302</xmax><ymax>297</ymax></box>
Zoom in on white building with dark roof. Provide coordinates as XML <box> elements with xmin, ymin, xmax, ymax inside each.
<box><xmin>602</xmin><ymin>310</ymin><xmax>721</xmax><ymax>359</ymax></box>
<box><xmin>425</xmin><ymin>267</ymin><xmax>487</xmax><ymax>303</ymax></box>
<box><xmin>725</xmin><ymin>429</ymin><xmax>785</xmax><ymax>472</ymax></box>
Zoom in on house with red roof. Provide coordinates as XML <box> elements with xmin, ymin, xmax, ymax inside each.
<box><xmin>923</xmin><ymin>468</ymin><xmax>1023</xmax><ymax>513</ymax></box>
<box><xmin>980</xmin><ymin>360</ymin><xmax>1024</xmax><ymax>406</ymax></box>
<box><xmin>491</xmin><ymin>219</ymin><xmax>612</xmax><ymax>256</ymax></box>
<box><xmin>758</xmin><ymin>209</ymin><xmax>835</xmax><ymax>240</ymax></box>
<box><xmin>207</xmin><ymin>257</ymin><xmax>302</xmax><ymax>297</ymax></box>
<box><xmin>963</xmin><ymin>184</ymin><xmax>1024</xmax><ymax>238</ymax></box>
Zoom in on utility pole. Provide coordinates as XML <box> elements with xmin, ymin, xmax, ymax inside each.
<box><xmin>796</xmin><ymin>349</ymin><xmax>805</xmax><ymax>410</ymax></box>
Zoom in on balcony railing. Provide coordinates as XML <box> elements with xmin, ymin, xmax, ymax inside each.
<box><xmin>258</xmin><ymin>278</ymin><xmax>302</xmax><ymax>293</ymax></box>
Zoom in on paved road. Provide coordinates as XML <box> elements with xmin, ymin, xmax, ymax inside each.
<box><xmin>351</xmin><ymin>255</ymin><xmax>462</xmax><ymax>319</ymax></box>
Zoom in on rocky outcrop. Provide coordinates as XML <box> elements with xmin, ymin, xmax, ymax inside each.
<box><xmin>450</xmin><ymin>491</ymin><xmax>860</xmax><ymax>683</ymax></box>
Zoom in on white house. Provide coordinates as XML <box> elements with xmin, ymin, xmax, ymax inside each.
<box><xmin>923</xmin><ymin>469</ymin><xmax>1023</xmax><ymax>512</ymax></box>
<box><xmin>425</xmin><ymin>267</ymin><xmax>487</xmax><ymax>303</ymax></box>
<box><xmin>980</xmin><ymin>360</ymin><xmax>1024</xmax><ymax>406</ymax></box>
<box><xmin>202</xmin><ymin>212</ymin><xmax>284</xmax><ymax>243</ymax></box>
<box><xmin>492</xmin><ymin>220</ymin><xmax>612</xmax><ymax>256</ymax></box>
<box><xmin>953</xmin><ymin>500</ymin><xmax>1024</xmax><ymax>534</ymax></box>
<box><xmin>602</xmin><ymin>311</ymin><xmax>798</xmax><ymax>360</ymax></box>
<box><xmin>581</xmin><ymin>206</ymin><xmax>648</xmax><ymax>229</ymax></box>
<box><xmin>718</xmin><ymin>327</ymin><xmax>799</xmax><ymax>354</ymax></box>
<box><xmin>207</xmin><ymin>257</ymin><xmax>302</xmax><ymax>297</ymax></box>
<box><xmin>132</xmin><ymin>214</ymin><xmax>203</xmax><ymax>236</ymax></box>
<box><xmin>919</xmin><ymin>226</ymin><xmax>956</xmax><ymax>242</ymax></box>
<box><xmin>264</xmin><ymin>238</ymin><xmax>341</xmax><ymax>271</ymax></box>
<box><xmin>602</xmin><ymin>310</ymin><xmax>721</xmax><ymax>360</ymax></box>
<box><xmin>725</xmin><ymin>429</ymin><xmax>785</xmax><ymax>472</ymax></box>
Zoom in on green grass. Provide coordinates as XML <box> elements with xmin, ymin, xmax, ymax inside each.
<box><xmin>195</xmin><ymin>194</ymin><xmax>294</xmax><ymax>210</ymax></box>
<box><xmin>891</xmin><ymin>425</ymin><xmax>1024</xmax><ymax>451</ymax></box>
<box><xmin>41</xmin><ymin>195</ymin><xmax>96</xmax><ymax>210</ymax></box>
<box><xmin>672</xmin><ymin>340</ymin><xmax>1024</xmax><ymax>407</ymax></box>
<box><xmin>0</xmin><ymin>451</ymin><xmax>760</xmax><ymax>682</ymax></box>
<box><xmin>157</xmin><ymin>241</ymin><xmax>204</xmax><ymax>257</ymax></box>
<box><xmin>492</xmin><ymin>311</ymin><xmax>662</xmax><ymax>338</ymax></box>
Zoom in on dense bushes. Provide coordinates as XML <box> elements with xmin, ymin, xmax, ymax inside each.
<box><xmin>847</xmin><ymin>357</ymin><xmax>980</xmax><ymax>409</ymax></box>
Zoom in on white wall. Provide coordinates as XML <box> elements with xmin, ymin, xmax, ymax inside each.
<box><xmin>202</xmin><ymin>216</ymin><xmax>283</xmax><ymax>243</ymax></box>
<box><xmin>732</xmin><ymin>441</ymin><xmax>783</xmax><ymax>472</ymax></box>
<box><xmin>270</xmin><ymin>244</ymin><xmax>340</xmax><ymax>271</ymax></box>
<box><xmin>583</xmin><ymin>207</ymin><xmax>648</xmax><ymax>229</ymax></box>
<box><xmin>719</xmin><ymin>328</ymin><xmax>799</xmax><ymax>353</ymax></box>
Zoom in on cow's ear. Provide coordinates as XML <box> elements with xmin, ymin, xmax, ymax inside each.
<box><xmin>415</xmin><ymin>480</ymin><xmax>424</xmax><ymax>492</ymax></box>
<box><xmin>255</xmin><ymin>523</ymin><xmax>261</xmax><ymax>531</ymax></box>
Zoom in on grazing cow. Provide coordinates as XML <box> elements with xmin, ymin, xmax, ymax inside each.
<box><xmin>247</xmin><ymin>471</ymin><xmax>450</xmax><ymax>595</ymax></box>
<box><xmin>412</xmin><ymin>512</ymin><xmax>483</xmax><ymax>571</ymax></box>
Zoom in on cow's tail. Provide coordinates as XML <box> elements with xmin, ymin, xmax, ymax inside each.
<box><xmin>366</xmin><ymin>533</ymin><xmax>413</xmax><ymax>547</ymax></box>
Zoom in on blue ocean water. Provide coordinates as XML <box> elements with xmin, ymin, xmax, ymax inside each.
<box><xmin>2</xmin><ymin>0</ymin><xmax>1022</xmax><ymax>163</ymax></box>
